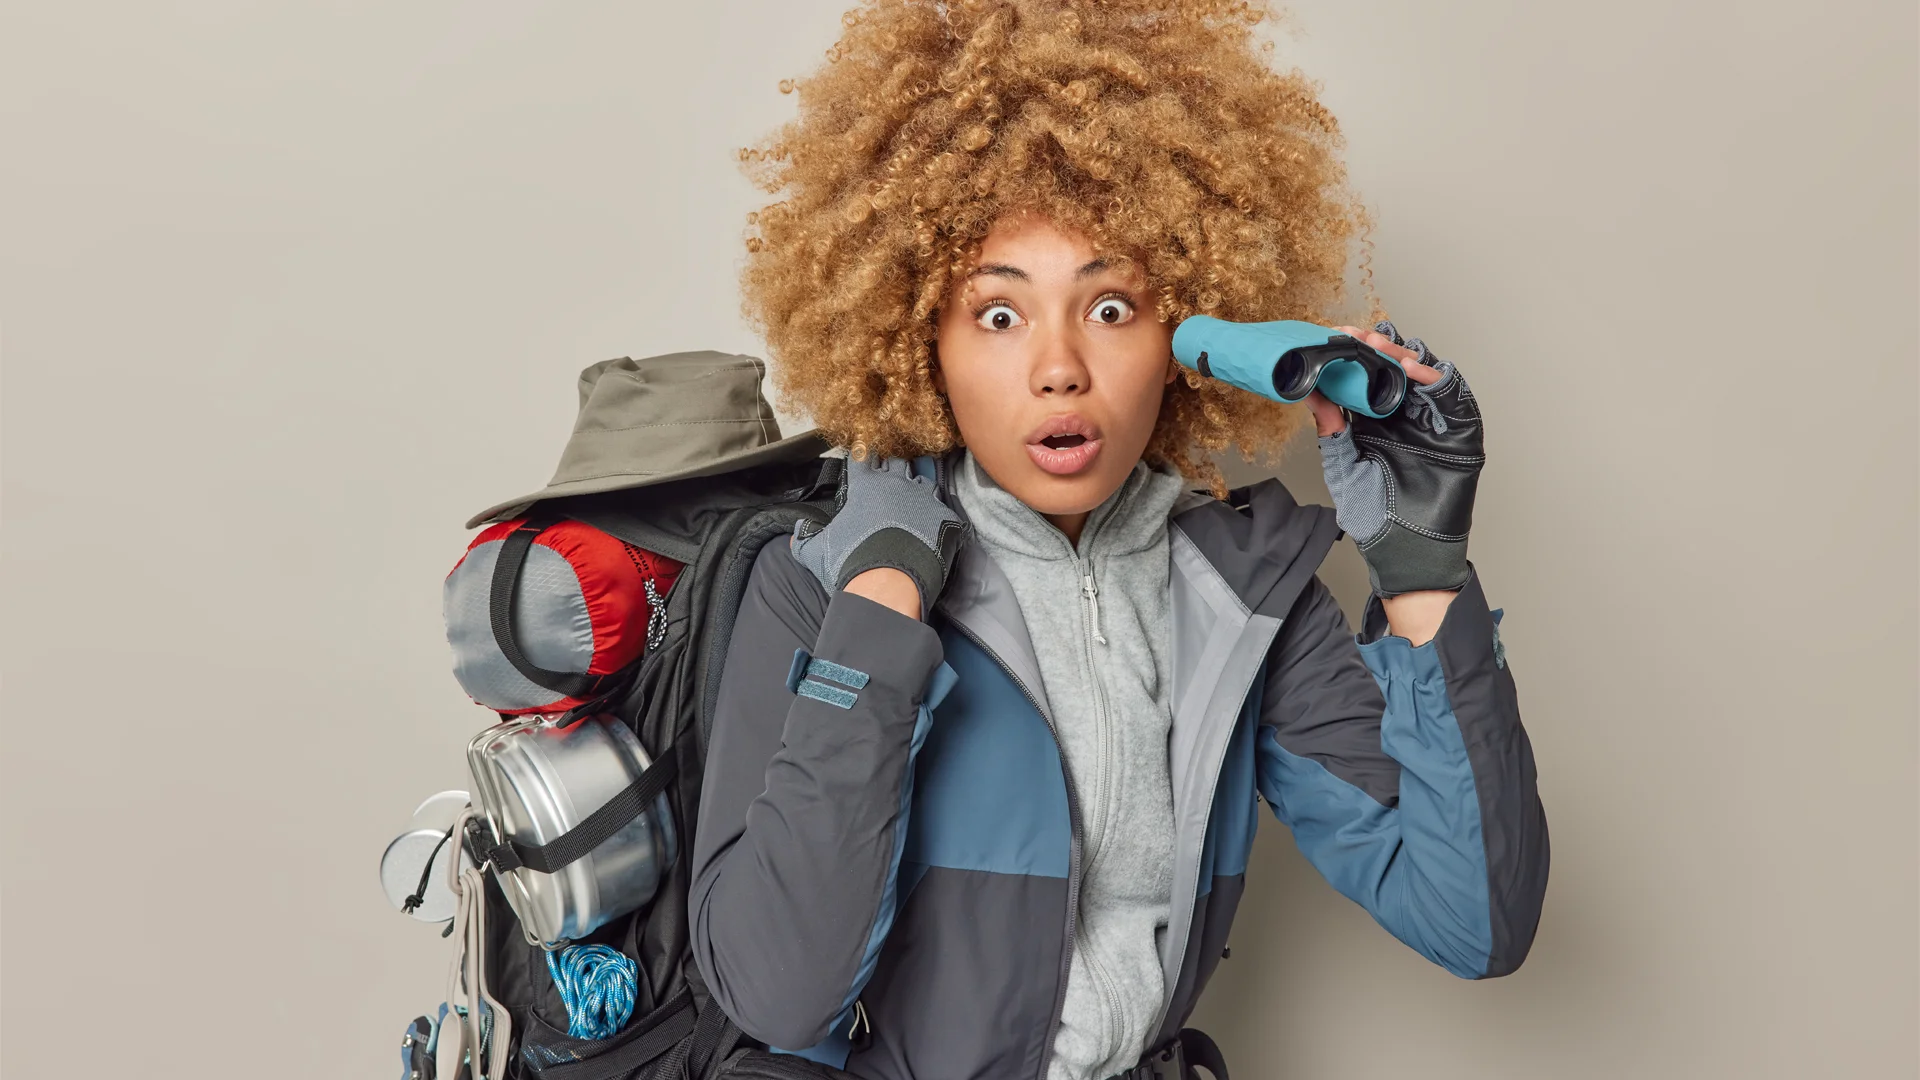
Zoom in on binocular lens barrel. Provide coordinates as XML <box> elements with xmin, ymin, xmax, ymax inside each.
<box><xmin>1274</xmin><ymin>352</ymin><xmax>1320</xmax><ymax>401</ymax></box>
<box><xmin>1367</xmin><ymin>361</ymin><xmax>1402</xmax><ymax>414</ymax></box>
<box><xmin>1170</xmin><ymin>316</ymin><xmax>1407</xmax><ymax>419</ymax></box>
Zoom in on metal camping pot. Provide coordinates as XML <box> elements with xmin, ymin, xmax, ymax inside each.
<box><xmin>466</xmin><ymin>713</ymin><xmax>677</xmax><ymax>946</ymax></box>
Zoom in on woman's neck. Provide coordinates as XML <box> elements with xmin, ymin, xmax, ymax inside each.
<box><xmin>1043</xmin><ymin>511</ymin><xmax>1091</xmax><ymax>547</ymax></box>
<box><xmin>954</xmin><ymin>450</ymin><xmax>1183</xmax><ymax>563</ymax></box>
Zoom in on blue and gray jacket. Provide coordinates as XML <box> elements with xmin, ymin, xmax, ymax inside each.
<box><xmin>689</xmin><ymin>455</ymin><xmax>1549</xmax><ymax>1079</ymax></box>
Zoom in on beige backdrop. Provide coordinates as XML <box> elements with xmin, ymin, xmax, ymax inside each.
<box><xmin>2</xmin><ymin>2</ymin><xmax>1915</xmax><ymax>1078</ymax></box>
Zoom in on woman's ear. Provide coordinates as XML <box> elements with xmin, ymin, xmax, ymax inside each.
<box><xmin>1164</xmin><ymin>358</ymin><xmax>1180</xmax><ymax>385</ymax></box>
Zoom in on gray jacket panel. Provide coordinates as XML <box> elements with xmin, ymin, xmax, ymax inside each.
<box><xmin>857</xmin><ymin>865</ymin><xmax>1067</xmax><ymax>1080</ymax></box>
<box><xmin>690</xmin><ymin>546</ymin><xmax>946</xmax><ymax>1051</ymax></box>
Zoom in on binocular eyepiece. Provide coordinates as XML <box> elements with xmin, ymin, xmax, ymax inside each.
<box><xmin>1171</xmin><ymin>315</ymin><xmax>1409</xmax><ymax>418</ymax></box>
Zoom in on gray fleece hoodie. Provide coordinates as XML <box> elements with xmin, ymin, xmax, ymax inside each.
<box><xmin>948</xmin><ymin>450</ymin><xmax>1190</xmax><ymax>1080</ymax></box>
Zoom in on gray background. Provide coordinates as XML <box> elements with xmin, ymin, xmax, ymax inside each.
<box><xmin>2</xmin><ymin>2</ymin><xmax>1915</xmax><ymax>1077</ymax></box>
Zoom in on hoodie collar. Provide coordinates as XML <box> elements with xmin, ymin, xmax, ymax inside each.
<box><xmin>946</xmin><ymin>449</ymin><xmax>1188</xmax><ymax>562</ymax></box>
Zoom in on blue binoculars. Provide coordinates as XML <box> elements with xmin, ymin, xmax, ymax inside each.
<box><xmin>1171</xmin><ymin>316</ymin><xmax>1409</xmax><ymax>419</ymax></box>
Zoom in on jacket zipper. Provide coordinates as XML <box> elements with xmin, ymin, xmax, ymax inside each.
<box><xmin>935</xmin><ymin>452</ymin><xmax>1084</xmax><ymax>1080</ymax></box>
<box><xmin>1074</xmin><ymin>555</ymin><xmax>1113</xmax><ymax>872</ymax></box>
<box><xmin>1141</xmin><ymin>711</ymin><xmax>1238</xmax><ymax>1045</ymax></box>
<box><xmin>1052</xmin><ymin>480</ymin><xmax>1132</xmax><ymax>1070</ymax></box>
<box><xmin>1139</xmin><ymin>554</ymin><xmax>1279</xmax><ymax>1040</ymax></box>
<box><xmin>1067</xmin><ymin>551</ymin><xmax>1127</xmax><ymax>1060</ymax></box>
<box><xmin>939</xmin><ymin>615</ymin><xmax>1084</xmax><ymax>1080</ymax></box>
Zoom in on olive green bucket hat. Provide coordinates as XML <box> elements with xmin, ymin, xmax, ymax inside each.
<box><xmin>466</xmin><ymin>350</ymin><xmax>829</xmax><ymax>529</ymax></box>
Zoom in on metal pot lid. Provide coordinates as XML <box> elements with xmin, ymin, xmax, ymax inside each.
<box><xmin>409</xmin><ymin>790</ymin><xmax>472</xmax><ymax>832</ymax></box>
<box><xmin>380</xmin><ymin>791</ymin><xmax>474</xmax><ymax>924</ymax></box>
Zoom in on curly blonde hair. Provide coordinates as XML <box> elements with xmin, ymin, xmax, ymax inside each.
<box><xmin>739</xmin><ymin>0</ymin><xmax>1380</xmax><ymax>494</ymax></box>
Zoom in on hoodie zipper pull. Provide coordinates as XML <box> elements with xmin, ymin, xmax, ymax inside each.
<box><xmin>1083</xmin><ymin>573</ymin><xmax>1107</xmax><ymax>646</ymax></box>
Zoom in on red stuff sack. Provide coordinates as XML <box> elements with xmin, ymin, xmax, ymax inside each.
<box><xmin>443</xmin><ymin>517</ymin><xmax>682</xmax><ymax>715</ymax></box>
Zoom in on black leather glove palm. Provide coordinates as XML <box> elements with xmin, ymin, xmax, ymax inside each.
<box><xmin>1317</xmin><ymin>320</ymin><xmax>1485</xmax><ymax>598</ymax></box>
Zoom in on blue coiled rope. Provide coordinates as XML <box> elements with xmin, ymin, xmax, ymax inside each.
<box><xmin>544</xmin><ymin>944</ymin><xmax>638</xmax><ymax>1040</ymax></box>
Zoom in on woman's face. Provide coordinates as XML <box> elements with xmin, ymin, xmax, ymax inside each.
<box><xmin>934</xmin><ymin>215</ymin><xmax>1177</xmax><ymax>536</ymax></box>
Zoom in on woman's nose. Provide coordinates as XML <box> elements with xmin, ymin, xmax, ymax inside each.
<box><xmin>1029</xmin><ymin>328</ymin><xmax>1090</xmax><ymax>397</ymax></box>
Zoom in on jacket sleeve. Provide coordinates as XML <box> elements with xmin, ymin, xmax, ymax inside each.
<box><xmin>1253</xmin><ymin>560</ymin><xmax>1548</xmax><ymax>978</ymax></box>
<box><xmin>689</xmin><ymin>540</ymin><xmax>956</xmax><ymax>1051</ymax></box>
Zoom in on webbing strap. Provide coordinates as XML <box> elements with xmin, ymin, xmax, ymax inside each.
<box><xmin>1177</xmin><ymin>1028</ymin><xmax>1228</xmax><ymax>1080</ymax></box>
<box><xmin>487</xmin><ymin>753</ymin><xmax>678</xmax><ymax>876</ymax></box>
<box><xmin>1106</xmin><ymin>1027</ymin><xmax>1228</xmax><ymax>1080</ymax></box>
<box><xmin>490</xmin><ymin>516</ymin><xmax>608</xmax><ymax>699</ymax></box>
<box><xmin>682</xmin><ymin>1002</ymin><xmax>738</xmax><ymax>1080</ymax></box>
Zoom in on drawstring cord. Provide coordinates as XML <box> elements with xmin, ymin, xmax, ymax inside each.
<box><xmin>643</xmin><ymin>578</ymin><xmax>668</xmax><ymax>652</ymax></box>
<box><xmin>401</xmin><ymin>822</ymin><xmax>455</xmax><ymax>918</ymax></box>
<box><xmin>1082</xmin><ymin>573</ymin><xmax>1107</xmax><ymax>646</ymax></box>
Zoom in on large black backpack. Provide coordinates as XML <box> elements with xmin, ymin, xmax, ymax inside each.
<box><xmin>449</xmin><ymin>447</ymin><xmax>848</xmax><ymax>1080</ymax></box>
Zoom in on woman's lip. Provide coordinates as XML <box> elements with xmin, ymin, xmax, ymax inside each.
<box><xmin>1027</xmin><ymin>413</ymin><xmax>1101</xmax><ymax>444</ymax></box>
<box><xmin>1026</xmin><ymin>437</ymin><xmax>1104</xmax><ymax>476</ymax></box>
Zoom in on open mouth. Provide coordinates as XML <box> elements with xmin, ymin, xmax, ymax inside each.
<box><xmin>1026</xmin><ymin>415</ymin><xmax>1104</xmax><ymax>476</ymax></box>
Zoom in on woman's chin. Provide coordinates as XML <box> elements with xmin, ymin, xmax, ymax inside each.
<box><xmin>983</xmin><ymin>450</ymin><xmax>1132</xmax><ymax>519</ymax></box>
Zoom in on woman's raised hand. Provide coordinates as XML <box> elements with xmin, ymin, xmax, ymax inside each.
<box><xmin>1309</xmin><ymin>321</ymin><xmax>1486</xmax><ymax>599</ymax></box>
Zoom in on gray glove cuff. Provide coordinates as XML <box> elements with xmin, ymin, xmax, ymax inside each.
<box><xmin>790</xmin><ymin>455</ymin><xmax>968</xmax><ymax>619</ymax></box>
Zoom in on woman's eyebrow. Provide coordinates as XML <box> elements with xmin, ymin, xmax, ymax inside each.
<box><xmin>969</xmin><ymin>262</ymin><xmax>1029</xmax><ymax>281</ymax></box>
<box><xmin>966</xmin><ymin>258</ymin><xmax>1112</xmax><ymax>282</ymax></box>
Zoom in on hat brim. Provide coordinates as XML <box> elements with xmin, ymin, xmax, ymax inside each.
<box><xmin>465</xmin><ymin>429</ymin><xmax>832</xmax><ymax>530</ymax></box>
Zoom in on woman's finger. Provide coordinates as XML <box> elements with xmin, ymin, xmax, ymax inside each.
<box><xmin>1307</xmin><ymin>387</ymin><xmax>1347</xmax><ymax>437</ymax></box>
<box><xmin>1339</xmin><ymin>324</ymin><xmax>1444</xmax><ymax>386</ymax></box>
<box><xmin>1359</xmin><ymin>329</ymin><xmax>1420</xmax><ymax>364</ymax></box>
<box><xmin>1337</xmin><ymin>326</ymin><xmax>1411</xmax><ymax>361</ymax></box>
<box><xmin>1400</xmin><ymin>356</ymin><xmax>1446</xmax><ymax>385</ymax></box>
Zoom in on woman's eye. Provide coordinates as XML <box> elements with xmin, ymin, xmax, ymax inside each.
<box><xmin>1088</xmin><ymin>296</ymin><xmax>1135</xmax><ymax>325</ymax></box>
<box><xmin>975</xmin><ymin>303</ymin><xmax>1023</xmax><ymax>331</ymax></box>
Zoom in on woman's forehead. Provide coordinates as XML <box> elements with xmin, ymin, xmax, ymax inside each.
<box><xmin>962</xmin><ymin>216</ymin><xmax>1145</xmax><ymax>285</ymax></box>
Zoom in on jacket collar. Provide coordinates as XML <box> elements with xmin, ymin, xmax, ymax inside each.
<box><xmin>948</xmin><ymin>449</ymin><xmax>1188</xmax><ymax>562</ymax></box>
<box><xmin>933</xmin><ymin>448</ymin><xmax>1342</xmax><ymax>643</ymax></box>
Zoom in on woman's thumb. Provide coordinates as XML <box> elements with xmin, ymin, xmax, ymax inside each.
<box><xmin>1307</xmin><ymin>390</ymin><xmax>1347</xmax><ymax>437</ymax></box>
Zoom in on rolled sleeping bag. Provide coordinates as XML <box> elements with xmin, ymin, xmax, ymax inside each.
<box><xmin>444</xmin><ymin>517</ymin><xmax>682</xmax><ymax>714</ymax></box>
